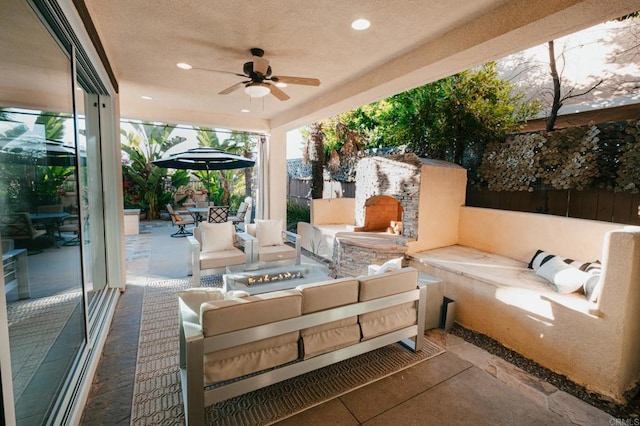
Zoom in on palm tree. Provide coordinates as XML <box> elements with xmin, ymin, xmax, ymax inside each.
<box><xmin>121</xmin><ymin>122</ymin><xmax>186</xmax><ymax>219</ymax></box>
<box><xmin>195</xmin><ymin>128</ymin><xmax>254</xmax><ymax>207</ymax></box>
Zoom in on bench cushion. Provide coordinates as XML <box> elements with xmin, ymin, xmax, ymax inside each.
<box><xmin>358</xmin><ymin>268</ymin><xmax>418</xmax><ymax>340</ymax></box>
<box><xmin>297</xmin><ymin>278</ymin><xmax>360</xmax><ymax>359</ymax></box>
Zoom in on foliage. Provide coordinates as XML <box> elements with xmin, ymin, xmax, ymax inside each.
<box><xmin>538</xmin><ymin>127</ymin><xmax>599</xmax><ymax>190</ymax></box>
<box><xmin>286</xmin><ymin>201</ymin><xmax>310</xmax><ymax>232</ymax></box>
<box><xmin>615</xmin><ymin>121</ymin><xmax>640</xmax><ymax>193</ymax></box>
<box><xmin>307</xmin><ymin>62</ymin><xmax>539</xmax><ymax>175</ymax></box>
<box><xmin>121</xmin><ymin>122</ymin><xmax>186</xmax><ymax>219</ymax></box>
<box><xmin>35</xmin><ymin>112</ymin><xmax>68</xmax><ymax>140</ymax></box>
<box><xmin>479</xmin><ymin>126</ymin><xmax>601</xmax><ymax>191</ymax></box>
<box><xmin>479</xmin><ymin>133</ymin><xmax>544</xmax><ymax>191</ymax></box>
<box><xmin>193</xmin><ymin>128</ymin><xmax>255</xmax><ymax>206</ymax></box>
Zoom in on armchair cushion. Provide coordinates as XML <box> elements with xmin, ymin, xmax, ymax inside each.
<box><xmin>256</xmin><ymin>244</ymin><xmax>297</xmax><ymax>262</ymax></box>
<box><xmin>255</xmin><ymin>219</ymin><xmax>284</xmax><ymax>247</ymax></box>
<box><xmin>200</xmin><ymin>221</ymin><xmax>235</xmax><ymax>253</ymax></box>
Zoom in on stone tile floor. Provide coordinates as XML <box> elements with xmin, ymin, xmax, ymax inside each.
<box><xmin>81</xmin><ymin>221</ymin><xmax>616</xmax><ymax>425</ymax></box>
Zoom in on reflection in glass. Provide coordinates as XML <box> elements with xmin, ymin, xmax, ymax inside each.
<box><xmin>0</xmin><ymin>0</ymin><xmax>86</xmax><ymax>423</ymax></box>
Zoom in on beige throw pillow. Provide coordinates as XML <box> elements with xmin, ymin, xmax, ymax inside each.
<box><xmin>200</xmin><ymin>221</ymin><xmax>235</xmax><ymax>253</ymax></box>
<box><xmin>255</xmin><ymin>219</ymin><xmax>283</xmax><ymax>247</ymax></box>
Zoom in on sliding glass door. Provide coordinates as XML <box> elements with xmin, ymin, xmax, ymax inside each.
<box><xmin>0</xmin><ymin>0</ymin><xmax>109</xmax><ymax>423</ymax></box>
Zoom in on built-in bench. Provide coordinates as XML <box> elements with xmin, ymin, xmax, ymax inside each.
<box><xmin>178</xmin><ymin>267</ymin><xmax>426</xmax><ymax>425</ymax></box>
<box><xmin>408</xmin><ymin>206</ymin><xmax>640</xmax><ymax>402</ymax></box>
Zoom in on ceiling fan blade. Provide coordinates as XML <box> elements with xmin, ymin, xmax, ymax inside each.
<box><xmin>271</xmin><ymin>76</ymin><xmax>320</xmax><ymax>86</ymax></box>
<box><xmin>269</xmin><ymin>84</ymin><xmax>290</xmax><ymax>101</ymax></box>
<box><xmin>193</xmin><ymin>67</ymin><xmax>246</xmax><ymax>77</ymax></box>
<box><xmin>218</xmin><ymin>81</ymin><xmax>245</xmax><ymax>95</ymax></box>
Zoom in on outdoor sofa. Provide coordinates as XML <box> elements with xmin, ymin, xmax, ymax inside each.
<box><xmin>178</xmin><ymin>267</ymin><xmax>426</xmax><ymax>425</ymax></box>
<box><xmin>409</xmin><ymin>206</ymin><xmax>640</xmax><ymax>402</ymax></box>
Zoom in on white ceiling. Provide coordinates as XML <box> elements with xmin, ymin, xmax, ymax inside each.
<box><xmin>79</xmin><ymin>0</ymin><xmax>640</xmax><ymax>132</ymax></box>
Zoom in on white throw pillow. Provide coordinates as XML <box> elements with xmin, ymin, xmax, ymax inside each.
<box><xmin>535</xmin><ymin>256</ymin><xmax>589</xmax><ymax>294</ymax></box>
<box><xmin>375</xmin><ymin>257</ymin><xmax>404</xmax><ymax>274</ymax></box>
<box><xmin>179</xmin><ymin>288</ymin><xmax>226</xmax><ymax>314</ymax></box>
<box><xmin>255</xmin><ymin>219</ymin><xmax>283</xmax><ymax>247</ymax></box>
<box><xmin>200</xmin><ymin>221</ymin><xmax>235</xmax><ymax>253</ymax></box>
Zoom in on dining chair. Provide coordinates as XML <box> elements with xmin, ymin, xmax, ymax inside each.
<box><xmin>207</xmin><ymin>206</ymin><xmax>229</xmax><ymax>223</ymax></box>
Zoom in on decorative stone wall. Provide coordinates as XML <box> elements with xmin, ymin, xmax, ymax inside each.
<box><xmin>355</xmin><ymin>154</ymin><xmax>423</xmax><ymax>239</ymax></box>
<box><xmin>329</xmin><ymin>232</ymin><xmax>409</xmax><ymax>278</ymax></box>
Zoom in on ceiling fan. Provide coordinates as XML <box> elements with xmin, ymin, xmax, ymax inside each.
<box><xmin>205</xmin><ymin>48</ymin><xmax>320</xmax><ymax>101</ymax></box>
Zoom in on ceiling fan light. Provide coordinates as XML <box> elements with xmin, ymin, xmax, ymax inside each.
<box><xmin>244</xmin><ymin>82</ymin><xmax>271</xmax><ymax>98</ymax></box>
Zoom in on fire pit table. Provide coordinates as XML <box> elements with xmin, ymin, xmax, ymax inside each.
<box><xmin>223</xmin><ymin>264</ymin><xmax>330</xmax><ymax>295</ymax></box>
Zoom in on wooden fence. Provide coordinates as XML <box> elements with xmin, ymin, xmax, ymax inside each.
<box><xmin>467</xmin><ymin>188</ymin><xmax>640</xmax><ymax>226</ymax></box>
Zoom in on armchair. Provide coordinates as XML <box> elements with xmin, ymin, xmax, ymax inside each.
<box><xmin>245</xmin><ymin>219</ymin><xmax>301</xmax><ymax>267</ymax></box>
<box><xmin>187</xmin><ymin>221</ymin><xmax>255</xmax><ymax>286</ymax></box>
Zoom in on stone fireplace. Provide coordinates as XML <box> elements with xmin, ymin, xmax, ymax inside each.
<box><xmin>330</xmin><ymin>154</ymin><xmax>468</xmax><ymax>277</ymax></box>
<box><xmin>354</xmin><ymin>154</ymin><xmax>422</xmax><ymax>238</ymax></box>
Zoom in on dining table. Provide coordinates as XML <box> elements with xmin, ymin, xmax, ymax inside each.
<box><xmin>30</xmin><ymin>211</ymin><xmax>70</xmax><ymax>247</ymax></box>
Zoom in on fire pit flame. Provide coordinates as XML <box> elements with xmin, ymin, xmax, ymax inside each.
<box><xmin>245</xmin><ymin>270</ymin><xmax>304</xmax><ymax>286</ymax></box>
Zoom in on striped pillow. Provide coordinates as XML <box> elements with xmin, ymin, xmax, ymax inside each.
<box><xmin>528</xmin><ymin>250</ymin><xmax>601</xmax><ymax>299</ymax></box>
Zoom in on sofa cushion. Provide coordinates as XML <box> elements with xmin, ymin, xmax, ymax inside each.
<box><xmin>203</xmin><ymin>332</ymin><xmax>299</xmax><ymax>385</ymax></box>
<box><xmin>300</xmin><ymin>319</ymin><xmax>361</xmax><ymax>359</ymax></box>
<box><xmin>200</xmin><ymin>289</ymin><xmax>302</xmax><ymax>385</ymax></box>
<box><xmin>297</xmin><ymin>278</ymin><xmax>360</xmax><ymax>359</ymax></box>
<box><xmin>358</xmin><ymin>267</ymin><xmax>418</xmax><ymax>301</ymax></box>
<box><xmin>357</xmin><ymin>268</ymin><xmax>418</xmax><ymax>340</ymax></box>
<box><xmin>200</xmin><ymin>289</ymin><xmax>302</xmax><ymax>337</ymax></box>
<box><xmin>360</xmin><ymin>302</ymin><xmax>417</xmax><ymax>340</ymax></box>
<box><xmin>297</xmin><ymin>278</ymin><xmax>359</xmax><ymax>313</ymax></box>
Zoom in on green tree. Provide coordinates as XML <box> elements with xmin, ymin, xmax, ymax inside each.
<box><xmin>194</xmin><ymin>128</ymin><xmax>254</xmax><ymax>207</ymax></box>
<box><xmin>121</xmin><ymin>122</ymin><xmax>186</xmax><ymax>219</ymax></box>
<box><xmin>381</xmin><ymin>62</ymin><xmax>539</xmax><ymax>165</ymax></box>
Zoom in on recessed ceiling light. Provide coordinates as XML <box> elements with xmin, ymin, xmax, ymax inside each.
<box><xmin>176</xmin><ymin>62</ymin><xmax>193</xmax><ymax>70</ymax></box>
<box><xmin>141</xmin><ymin>95</ymin><xmax>153</xmax><ymax>100</ymax></box>
<box><xmin>351</xmin><ymin>18</ymin><xmax>370</xmax><ymax>31</ymax></box>
<box><xmin>275</xmin><ymin>82</ymin><xmax>287</xmax><ymax>88</ymax></box>
<box><xmin>241</xmin><ymin>109</ymin><xmax>250</xmax><ymax>113</ymax></box>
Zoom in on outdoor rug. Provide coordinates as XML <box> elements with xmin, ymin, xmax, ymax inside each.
<box><xmin>131</xmin><ymin>277</ymin><xmax>445</xmax><ymax>425</ymax></box>
<box><xmin>7</xmin><ymin>291</ymin><xmax>82</xmax><ymax>401</ymax></box>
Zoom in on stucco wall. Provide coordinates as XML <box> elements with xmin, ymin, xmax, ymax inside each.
<box><xmin>409</xmin><ymin>161</ymin><xmax>467</xmax><ymax>253</ymax></box>
<box><xmin>458</xmin><ymin>207</ymin><xmax>622</xmax><ymax>263</ymax></box>
<box><xmin>310</xmin><ymin>198</ymin><xmax>355</xmax><ymax>225</ymax></box>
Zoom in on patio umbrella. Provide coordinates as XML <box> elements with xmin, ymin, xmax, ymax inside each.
<box><xmin>0</xmin><ymin>135</ymin><xmax>79</xmax><ymax>167</ymax></box>
<box><xmin>153</xmin><ymin>147</ymin><xmax>255</xmax><ymax>171</ymax></box>
<box><xmin>152</xmin><ymin>147</ymin><xmax>255</xmax><ymax>196</ymax></box>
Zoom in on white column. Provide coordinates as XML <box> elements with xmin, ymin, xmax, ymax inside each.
<box><xmin>100</xmin><ymin>94</ymin><xmax>126</xmax><ymax>289</ymax></box>
<box><xmin>267</xmin><ymin>127</ymin><xmax>287</xmax><ymax>223</ymax></box>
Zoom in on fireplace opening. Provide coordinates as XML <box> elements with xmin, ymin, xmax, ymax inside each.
<box><xmin>355</xmin><ymin>195</ymin><xmax>403</xmax><ymax>233</ymax></box>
